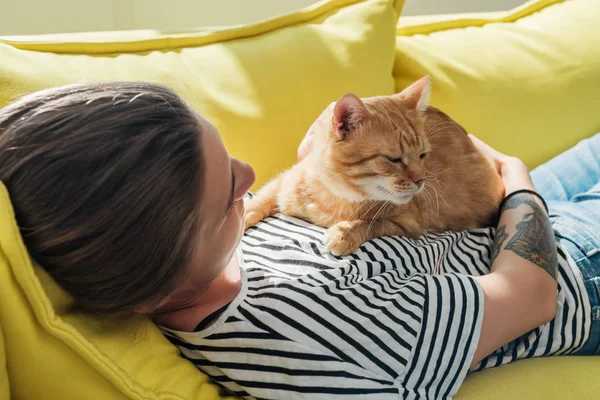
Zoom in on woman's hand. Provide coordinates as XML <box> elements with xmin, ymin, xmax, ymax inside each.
<box><xmin>297</xmin><ymin>130</ymin><xmax>313</xmax><ymax>162</ymax></box>
<box><xmin>297</xmin><ymin>102</ymin><xmax>335</xmax><ymax>162</ymax></box>
<box><xmin>468</xmin><ymin>134</ymin><xmax>534</xmax><ymax>195</ymax></box>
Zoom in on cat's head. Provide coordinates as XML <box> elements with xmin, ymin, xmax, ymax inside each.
<box><xmin>317</xmin><ymin>76</ymin><xmax>433</xmax><ymax>205</ymax></box>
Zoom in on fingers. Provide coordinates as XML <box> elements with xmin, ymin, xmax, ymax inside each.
<box><xmin>298</xmin><ymin>103</ymin><xmax>335</xmax><ymax>161</ymax></box>
<box><xmin>297</xmin><ymin>134</ymin><xmax>313</xmax><ymax>162</ymax></box>
<box><xmin>469</xmin><ymin>133</ymin><xmax>492</xmax><ymax>152</ymax></box>
<box><xmin>468</xmin><ymin>134</ymin><xmax>508</xmax><ymax>160</ymax></box>
<box><xmin>316</xmin><ymin>102</ymin><xmax>335</xmax><ymax>121</ymax></box>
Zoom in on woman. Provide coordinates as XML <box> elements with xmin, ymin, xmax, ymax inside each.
<box><xmin>0</xmin><ymin>82</ymin><xmax>598</xmax><ymax>399</ymax></box>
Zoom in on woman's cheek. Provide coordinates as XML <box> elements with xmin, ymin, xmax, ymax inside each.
<box><xmin>226</xmin><ymin>207</ymin><xmax>244</xmax><ymax>244</ymax></box>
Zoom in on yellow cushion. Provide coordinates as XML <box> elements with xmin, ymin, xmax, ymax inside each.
<box><xmin>0</xmin><ymin>0</ymin><xmax>404</xmax><ymax>189</ymax></box>
<box><xmin>458</xmin><ymin>356</ymin><xmax>600</xmax><ymax>399</ymax></box>
<box><xmin>394</xmin><ymin>0</ymin><xmax>600</xmax><ymax>169</ymax></box>
<box><xmin>0</xmin><ymin>322</ymin><xmax>8</xmax><ymax>400</ymax></box>
<box><xmin>0</xmin><ymin>1</ymin><xmax>404</xmax><ymax>398</ymax></box>
<box><xmin>0</xmin><ymin>181</ymin><xmax>237</xmax><ymax>399</ymax></box>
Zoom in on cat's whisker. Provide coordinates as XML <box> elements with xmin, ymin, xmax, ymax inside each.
<box><xmin>427</xmin><ymin>123</ymin><xmax>454</xmax><ymax>131</ymax></box>
<box><xmin>426</xmin><ymin>127</ymin><xmax>456</xmax><ymax>143</ymax></box>
<box><xmin>429</xmin><ymin>184</ymin><xmax>450</xmax><ymax>211</ymax></box>
<box><xmin>426</xmin><ymin>132</ymin><xmax>453</xmax><ymax>146</ymax></box>
<box><xmin>422</xmin><ymin>185</ymin><xmax>438</xmax><ymax>217</ymax></box>
<box><xmin>424</xmin><ymin>174</ymin><xmax>440</xmax><ymax>188</ymax></box>
<box><xmin>420</xmin><ymin>186</ymin><xmax>435</xmax><ymax>215</ymax></box>
<box><xmin>346</xmin><ymin>193</ymin><xmax>379</xmax><ymax>222</ymax></box>
<box><xmin>341</xmin><ymin>196</ymin><xmax>383</xmax><ymax>241</ymax></box>
<box><xmin>380</xmin><ymin>191</ymin><xmax>395</xmax><ymax>215</ymax></box>
<box><xmin>346</xmin><ymin>200</ymin><xmax>369</xmax><ymax>222</ymax></box>
<box><xmin>425</xmin><ymin>121</ymin><xmax>455</xmax><ymax>138</ymax></box>
<box><xmin>426</xmin><ymin>129</ymin><xmax>452</xmax><ymax>140</ymax></box>
<box><xmin>366</xmin><ymin>203</ymin><xmax>384</xmax><ymax>235</ymax></box>
<box><xmin>433</xmin><ymin>185</ymin><xmax>450</xmax><ymax>208</ymax></box>
<box><xmin>425</xmin><ymin>170</ymin><xmax>448</xmax><ymax>189</ymax></box>
<box><xmin>356</xmin><ymin>196</ymin><xmax>383</xmax><ymax>220</ymax></box>
<box><xmin>423</xmin><ymin>184</ymin><xmax>440</xmax><ymax>216</ymax></box>
<box><xmin>424</xmin><ymin>177</ymin><xmax>442</xmax><ymax>192</ymax></box>
<box><xmin>425</xmin><ymin>120</ymin><xmax>455</xmax><ymax>133</ymax></box>
<box><xmin>367</xmin><ymin>191</ymin><xmax>394</xmax><ymax>232</ymax></box>
<box><xmin>366</xmin><ymin>191</ymin><xmax>394</xmax><ymax>236</ymax></box>
<box><xmin>371</xmin><ymin>196</ymin><xmax>390</xmax><ymax>223</ymax></box>
<box><xmin>431</xmin><ymin>189</ymin><xmax>440</xmax><ymax>217</ymax></box>
<box><xmin>374</xmin><ymin>200</ymin><xmax>394</xmax><ymax>235</ymax></box>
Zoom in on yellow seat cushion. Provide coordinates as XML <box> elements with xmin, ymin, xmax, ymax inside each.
<box><xmin>0</xmin><ymin>0</ymin><xmax>404</xmax><ymax>189</ymax></box>
<box><xmin>0</xmin><ymin>323</ymin><xmax>8</xmax><ymax>400</ymax></box>
<box><xmin>394</xmin><ymin>0</ymin><xmax>600</xmax><ymax>170</ymax></box>
<box><xmin>459</xmin><ymin>356</ymin><xmax>600</xmax><ymax>399</ymax></box>
<box><xmin>0</xmin><ymin>1</ymin><xmax>404</xmax><ymax>398</ymax></box>
<box><xmin>393</xmin><ymin>1</ymin><xmax>600</xmax><ymax>398</ymax></box>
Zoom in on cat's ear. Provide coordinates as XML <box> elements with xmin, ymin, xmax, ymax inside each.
<box><xmin>332</xmin><ymin>93</ymin><xmax>369</xmax><ymax>140</ymax></box>
<box><xmin>395</xmin><ymin>75</ymin><xmax>431</xmax><ymax>114</ymax></box>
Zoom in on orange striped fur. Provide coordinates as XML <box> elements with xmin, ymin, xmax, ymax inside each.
<box><xmin>245</xmin><ymin>77</ymin><xmax>504</xmax><ymax>256</ymax></box>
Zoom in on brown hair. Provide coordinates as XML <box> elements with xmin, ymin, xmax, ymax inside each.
<box><xmin>0</xmin><ymin>82</ymin><xmax>204</xmax><ymax>317</ymax></box>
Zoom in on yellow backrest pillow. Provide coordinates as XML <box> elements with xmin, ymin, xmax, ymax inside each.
<box><xmin>394</xmin><ymin>0</ymin><xmax>600</xmax><ymax>169</ymax></box>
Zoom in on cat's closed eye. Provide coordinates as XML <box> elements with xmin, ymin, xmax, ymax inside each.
<box><xmin>386</xmin><ymin>156</ymin><xmax>403</xmax><ymax>163</ymax></box>
<box><xmin>420</xmin><ymin>153</ymin><xmax>427</xmax><ymax>160</ymax></box>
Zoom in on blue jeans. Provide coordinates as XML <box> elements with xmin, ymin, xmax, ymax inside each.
<box><xmin>530</xmin><ymin>132</ymin><xmax>600</xmax><ymax>356</ymax></box>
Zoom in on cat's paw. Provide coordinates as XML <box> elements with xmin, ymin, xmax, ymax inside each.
<box><xmin>244</xmin><ymin>211</ymin><xmax>264</xmax><ymax>230</ymax></box>
<box><xmin>324</xmin><ymin>221</ymin><xmax>362</xmax><ymax>256</ymax></box>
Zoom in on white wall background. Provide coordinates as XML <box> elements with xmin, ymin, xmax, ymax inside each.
<box><xmin>0</xmin><ymin>0</ymin><xmax>527</xmax><ymax>36</ymax></box>
<box><xmin>402</xmin><ymin>0</ymin><xmax>525</xmax><ymax>15</ymax></box>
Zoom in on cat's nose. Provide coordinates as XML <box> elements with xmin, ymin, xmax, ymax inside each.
<box><xmin>414</xmin><ymin>179</ymin><xmax>425</xmax><ymax>188</ymax></box>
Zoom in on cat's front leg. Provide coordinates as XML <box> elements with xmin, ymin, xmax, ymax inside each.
<box><xmin>324</xmin><ymin>219</ymin><xmax>406</xmax><ymax>256</ymax></box>
<box><xmin>244</xmin><ymin>178</ymin><xmax>281</xmax><ymax>230</ymax></box>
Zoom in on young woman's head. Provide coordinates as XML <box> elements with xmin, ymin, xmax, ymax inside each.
<box><xmin>0</xmin><ymin>82</ymin><xmax>255</xmax><ymax>317</ymax></box>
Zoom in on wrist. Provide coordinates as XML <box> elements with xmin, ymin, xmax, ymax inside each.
<box><xmin>501</xmin><ymin>159</ymin><xmax>533</xmax><ymax>195</ymax></box>
<box><xmin>498</xmin><ymin>189</ymin><xmax>549</xmax><ymax>215</ymax></box>
<box><xmin>504</xmin><ymin>180</ymin><xmax>535</xmax><ymax>196</ymax></box>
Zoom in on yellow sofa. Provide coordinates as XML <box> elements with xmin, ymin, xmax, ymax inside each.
<box><xmin>1</xmin><ymin>0</ymin><xmax>600</xmax><ymax>399</ymax></box>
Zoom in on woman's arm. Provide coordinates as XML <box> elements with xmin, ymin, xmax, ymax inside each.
<box><xmin>469</xmin><ymin>135</ymin><xmax>558</xmax><ymax>366</ymax></box>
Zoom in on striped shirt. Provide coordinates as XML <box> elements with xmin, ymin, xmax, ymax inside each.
<box><xmin>162</xmin><ymin>212</ymin><xmax>590</xmax><ymax>400</ymax></box>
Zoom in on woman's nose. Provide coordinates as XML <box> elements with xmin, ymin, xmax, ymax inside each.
<box><xmin>233</xmin><ymin>159</ymin><xmax>256</xmax><ymax>201</ymax></box>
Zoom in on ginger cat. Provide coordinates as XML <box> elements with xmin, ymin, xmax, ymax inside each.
<box><xmin>244</xmin><ymin>76</ymin><xmax>504</xmax><ymax>256</ymax></box>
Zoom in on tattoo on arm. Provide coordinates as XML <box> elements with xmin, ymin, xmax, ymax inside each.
<box><xmin>492</xmin><ymin>194</ymin><xmax>557</xmax><ymax>280</ymax></box>
<box><xmin>491</xmin><ymin>225</ymin><xmax>509</xmax><ymax>264</ymax></box>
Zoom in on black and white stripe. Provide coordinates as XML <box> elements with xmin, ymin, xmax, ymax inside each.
<box><xmin>163</xmin><ymin>213</ymin><xmax>590</xmax><ymax>400</ymax></box>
